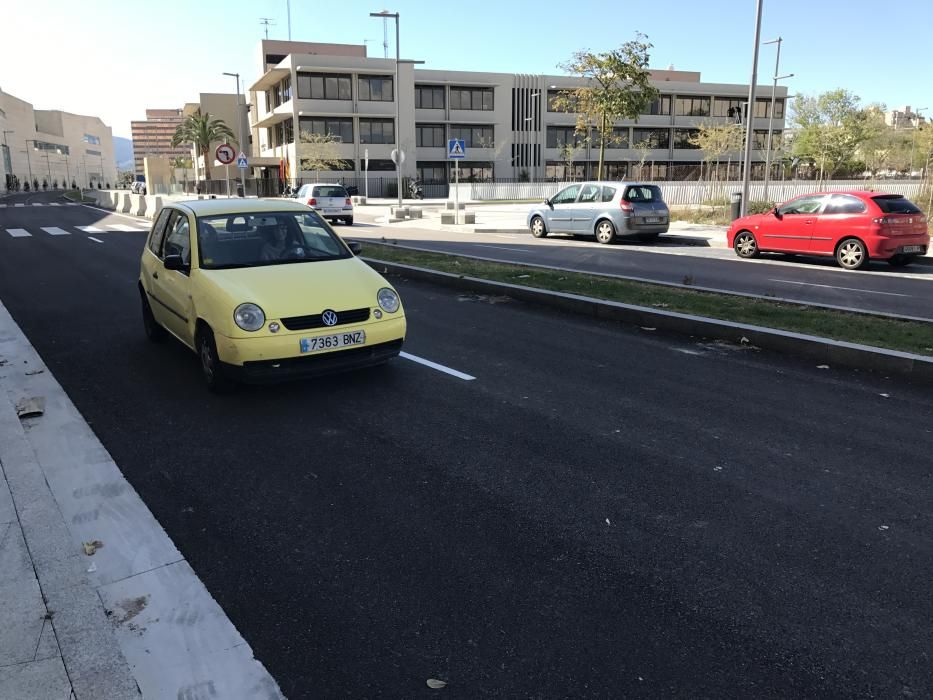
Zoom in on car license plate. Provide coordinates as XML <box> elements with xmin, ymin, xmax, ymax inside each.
<box><xmin>325</xmin><ymin>208</ymin><xmax>340</xmax><ymax>214</ymax></box>
<box><xmin>902</xmin><ymin>245</ymin><xmax>924</xmax><ymax>253</ymax></box>
<box><xmin>645</xmin><ymin>217</ymin><xmax>661</xmax><ymax>224</ymax></box>
<box><xmin>299</xmin><ymin>330</ymin><xmax>365</xmax><ymax>353</ymax></box>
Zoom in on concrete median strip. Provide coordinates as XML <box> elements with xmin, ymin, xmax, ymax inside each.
<box><xmin>0</xmin><ymin>300</ymin><xmax>284</xmax><ymax>699</ymax></box>
<box><xmin>364</xmin><ymin>257</ymin><xmax>933</xmax><ymax>384</ymax></box>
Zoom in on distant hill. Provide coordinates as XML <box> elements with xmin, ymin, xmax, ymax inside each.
<box><xmin>114</xmin><ymin>136</ymin><xmax>134</xmax><ymax>170</ymax></box>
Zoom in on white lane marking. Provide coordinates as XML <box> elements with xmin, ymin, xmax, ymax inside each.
<box><xmin>30</xmin><ymin>202</ymin><xmax>44</xmax><ymax>206</ymax></box>
<box><xmin>66</xmin><ymin>203</ymin><xmax>79</xmax><ymax>206</ymax></box>
<box><xmin>106</xmin><ymin>224</ymin><xmax>149</xmax><ymax>232</ymax></box>
<box><xmin>41</xmin><ymin>226</ymin><xmax>71</xmax><ymax>236</ymax></box>
<box><xmin>475</xmin><ymin>243</ymin><xmax>521</xmax><ymax>251</ymax></box>
<box><xmin>6</xmin><ymin>228</ymin><xmax>31</xmax><ymax>238</ymax></box>
<box><xmin>49</xmin><ymin>202</ymin><xmax>61</xmax><ymax>206</ymax></box>
<box><xmin>767</xmin><ymin>278</ymin><xmax>910</xmax><ymax>298</ymax></box>
<box><xmin>0</xmin><ymin>204</ymin><xmax>6</xmax><ymax>208</ymax></box>
<box><xmin>76</xmin><ymin>225</ymin><xmax>106</xmax><ymax>233</ymax></box>
<box><xmin>14</xmin><ymin>203</ymin><xmax>24</xmax><ymax>207</ymax></box>
<box><xmin>494</xmin><ymin>234</ymin><xmax>519</xmax><ymax>239</ymax></box>
<box><xmin>400</xmin><ymin>351</ymin><xmax>475</xmax><ymax>381</ymax></box>
<box><xmin>88</xmin><ymin>237</ymin><xmax>104</xmax><ymax>244</ymax></box>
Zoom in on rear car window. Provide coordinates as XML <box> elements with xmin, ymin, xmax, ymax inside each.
<box><xmin>624</xmin><ymin>185</ymin><xmax>663</xmax><ymax>202</ymax></box>
<box><xmin>312</xmin><ymin>186</ymin><xmax>348</xmax><ymax>198</ymax></box>
<box><xmin>601</xmin><ymin>186</ymin><xmax>617</xmax><ymax>203</ymax></box>
<box><xmin>872</xmin><ymin>195</ymin><xmax>922</xmax><ymax>214</ymax></box>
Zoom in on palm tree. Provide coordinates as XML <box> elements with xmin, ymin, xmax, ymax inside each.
<box><xmin>170</xmin><ymin>110</ymin><xmax>236</xmax><ymax>181</ymax></box>
<box><xmin>170</xmin><ymin>156</ymin><xmax>193</xmax><ymax>190</ymax></box>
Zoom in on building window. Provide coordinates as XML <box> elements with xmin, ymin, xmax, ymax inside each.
<box><xmin>283</xmin><ymin>118</ymin><xmax>293</xmax><ymax>144</ymax></box>
<box><xmin>606</xmin><ymin>127</ymin><xmax>629</xmax><ymax>148</ymax></box>
<box><xmin>86</xmin><ymin>149</ymin><xmax>101</xmax><ymax>156</ymax></box>
<box><xmin>753</xmin><ymin>130</ymin><xmax>779</xmax><ymax>150</ymax></box>
<box><xmin>448</xmin><ymin>125</ymin><xmax>494</xmax><ymax>148</ymax></box>
<box><xmin>83</xmin><ymin>134</ymin><xmax>101</xmax><ymax>145</ymax></box>
<box><xmin>603</xmin><ymin>163</ymin><xmax>628</xmax><ymax>180</ymax></box>
<box><xmin>416</xmin><ymin>124</ymin><xmax>446</xmax><ymax>148</ymax></box>
<box><xmin>297</xmin><ymin>72</ymin><xmax>352</xmax><ymax>100</ymax></box>
<box><xmin>545</xmin><ymin>161</ymin><xmax>585</xmax><ymax>180</ymax></box>
<box><xmin>673</xmin><ymin>128</ymin><xmax>701</xmax><ymax>149</ymax></box>
<box><xmin>367</xmin><ymin>158</ymin><xmax>395</xmax><ymax>171</ymax></box>
<box><xmin>674</xmin><ymin>96</ymin><xmax>711</xmax><ymax>116</ymax></box>
<box><xmin>417</xmin><ymin>161</ymin><xmax>448</xmax><ymax>181</ymax></box>
<box><xmin>713</xmin><ymin>98</ymin><xmax>745</xmax><ymax>120</ymax></box>
<box><xmin>643</xmin><ymin>95</ymin><xmax>672</xmax><ymax>116</ymax></box>
<box><xmin>546</xmin><ymin>126</ymin><xmax>583</xmax><ymax>149</ymax></box>
<box><xmin>547</xmin><ymin>89</ymin><xmax>576</xmax><ymax>113</ymax></box>
<box><xmin>753</xmin><ymin>98</ymin><xmax>785</xmax><ymax>119</ymax></box>
<box><xmin>281</xmin><ymin>76</ymin><xmax>292</xmax><ymax>102</ymax></box>
<box><xmin>631</xmin><ymin>128</ymin><xmax>670</xmax><ymax>149</ymax></box>
<box><xmin>265</xmin><ymin>53</ymin><xmax>287</xmax><ymax>66</ymax></box>
<box><xmin>298</xmin><ymin>117</ymin><xmax>353</xmax><ymax>143</ymax></box>
<box><xmin>359</xmin><ymin>75</ymin><xmax>394</xmax><ymax>102</ymax></box>
<box><xmin>415</xmin><ymin>85</ymin><xmax>445</xmax><ymax>109</ymax></box>
<box><xmin>458</xmin><ymin>162</ymin><xmax>493</xmax><ymax>181</ymax></box>
<box><xmin>359</xmin><ymin>118</ymin><xmax>395</xmax><ymax>144</ymax></box>
<box><xmin>33</xmin><ymin>141</ymin><xmax>69</xmax><ymax>155</ymax></box>
<box><xmin>450</xmin><ymin>86</ymin><xmax>494</xmax><ymax>111</ymax></box>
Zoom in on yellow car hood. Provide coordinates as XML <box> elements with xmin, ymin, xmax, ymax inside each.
<box><xmin>198</xmin><ymin>257</ymin><xmax>395</xmax><ymax>321</ymax></box>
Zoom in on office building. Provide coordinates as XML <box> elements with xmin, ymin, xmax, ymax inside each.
<box><xmin>130</xmin><ymin>109</ymin><xmax>188</xmax><ymax>176</ymax></box>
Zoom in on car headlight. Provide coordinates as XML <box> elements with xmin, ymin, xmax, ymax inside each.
<box><xmin>234</xmin><ymin>303</ymin><xmax>265</xmax><ymax>331</ymax></box>
<box><xmin>377</xmin><ymin>287</ymin><xmax>400</xmax><ymax>313</ymax></box>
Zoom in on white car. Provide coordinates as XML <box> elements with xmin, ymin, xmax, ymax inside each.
<box><xmin>295</xmin><ymin>183</ymin><xmax>353</xmax><ymax>225</ymax></box>
<box><xmin>130</xmin><ymin>181</ymin><xmax>147</xmax><ymax>195</ymax></box>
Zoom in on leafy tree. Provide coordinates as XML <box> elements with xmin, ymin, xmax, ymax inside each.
<box><xmin>690</xmin><ymin>122</ymin><xmax>744</xmax><ymax>181</ymax></box>
<box><xmin>553</xmin><ymin>34</ymin><xmax>659</xmax><ymax>180</ymax></box>
<box><xmin>170</xmin><ymin>110</ymin><xmax>236</xmax><ymax>181</ymax></box>
<box><xmin>790</xmin><ymin>90</ymin><xmax>877</xmax><ymax>181</ymax></box>
<box><xmin>557</xmin><ymin>141</ymin><xmax>582</xmax><ymax>181</ymax></box>
<box><xmin>170</xmin><ymin>156</ymin><xmax>193</xmax><ymax>187</ymax></box>
<box><xmin>631</xmin><ymin>138</ymin><xmax>654</xmax><ymax>180</ymax></box>
<box><xmin>297</xmin><ymin>131</ymin><xmax>344</xmax><ymax>182</ymax></box>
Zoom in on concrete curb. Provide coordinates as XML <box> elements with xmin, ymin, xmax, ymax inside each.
<box><xmin>364</xmin><ymin>257</ymin><xmax>933</xmax><ymax>384</ymax></box>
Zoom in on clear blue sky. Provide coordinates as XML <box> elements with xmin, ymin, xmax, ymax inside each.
<box><xmin>2</xmin><ymin>0</ymin><xmax>931</xmax><ymax>138</ymax></box>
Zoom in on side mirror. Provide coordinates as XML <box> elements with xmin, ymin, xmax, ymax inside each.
<box><xmin>544</xmin><ymin>198</ymin><xmax>553</xmax><ymax>208</ymax></box>
<box><xmin>773</xmin><ymin>207</ymin><xmax>782</xmax><ymax>219</ymax></box>
<box><xmin>163</xmin><ymin>254</ymin><xmax>188</xmax><ymax>272</ymax></box>
<box><xmin>347</xmin><ymin>241</ymin><xmax>362</xmax><ymax>256</ymax></box>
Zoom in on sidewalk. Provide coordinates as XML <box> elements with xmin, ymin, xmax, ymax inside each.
<box><xmin>0</xmin><ymin>300</ymin><xmax>284</xmax><ymax>699</ymax></box>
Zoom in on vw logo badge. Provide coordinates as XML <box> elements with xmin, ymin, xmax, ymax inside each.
<box><xmin>321</xmin><ymin>310</ymin><xmax>338</xmax><ymax>326</ymax></box>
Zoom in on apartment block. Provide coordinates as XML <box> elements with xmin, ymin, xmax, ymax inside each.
<box><xmin>0</xmin><ymin>87</ymin><xmax>115</xmax><ymax>191</ymax></box>
<box><xmin>246</xmin><ymin>40</ymin><xmax>788</xmax><ymax>185</ymax></box>
<box><xmin>130</xmin><ymin>109</ymin><xmax>188</xmax><ymax>176</ymax></box>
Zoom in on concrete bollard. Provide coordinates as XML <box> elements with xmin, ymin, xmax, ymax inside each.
<box><xmin>352</xmin><ymin>196</ymin><xmax>367</xmax><ymax>205</ymax></box>
<box><xmin>445</xmin><ymin>201</ymin><xmax>455</xmax><ymax>210</ymax></box>
<box><xmin>133</xmin><ymin>195</ymin><xmax>147</xmax><ymax>217</ymax></box>
<box><xmin>463</xmin><ymin>212</ymin><xmax>476</xmax><ymax>224</ymax></box>
<box><xmin>409</xmin><ymin>208</ymin><xmax>423</xmax><ymax>219</ymax></box>
<box><xmin>441</xmin><ymin>212</ymin><xmax>456</xmax><ymax>225</ymax></box>
<box><xmin>146</xmin><ymin>195</ymin><xmax>164</xmax><ymax>219</ymax></box>
<box><xmin>122</xmin><ymin>194</ymin><xmax>134</xmax><ymax>214</ymax></box>
<box><xmin>112</xmin><ymin>192</ymin><xmax>124</xmax><ymax>212</ymax></box>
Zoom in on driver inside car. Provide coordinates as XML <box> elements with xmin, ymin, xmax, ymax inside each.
<box><xmin>259</xmin><ymin>218</ymin><xmax>297</xmax><ymax>261</ymax></box>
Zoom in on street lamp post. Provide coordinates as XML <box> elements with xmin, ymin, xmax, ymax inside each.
<box><xmin>762</xmin><ymin>37</ymin><xmax>793</xmax><ymax>204</ymax></box>
<box><xmin>909</xmin><ymin>107</ymin><xmax>927</xmax><ymax>178</ymax></box>
<box><xmin>223</xmin><ymin>71</ymin><xmax>247</xmax><ymax>196</ymax></box>
<box><xmin>740</xmin><ymin>0</ymin><xmax>764</xmax><ymax>217</ymax></box>
<box><xmin>370</xmin><ymin>10</ymin><xmax>402</xmax><ymax>207</ymax></box>
<box><xmin>23</xmin><ymin>139</ymin><xmax>35</xmax><ymax>182</ymax></box>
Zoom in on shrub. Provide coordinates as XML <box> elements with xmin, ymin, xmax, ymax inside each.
<box><xmin>747</xmin><ymin>200</ymin><xmax>775</xmax><ymax>214</ymax></box>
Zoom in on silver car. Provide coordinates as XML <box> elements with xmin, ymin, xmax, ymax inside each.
<box><xmin>527</xmin><ymin>181</ymin><xmax>669</xmax><ymax>244</ymax></box>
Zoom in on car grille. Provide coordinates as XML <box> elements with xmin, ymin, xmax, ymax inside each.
<box><xmin>280</xmin><ymin>307</ymin><xmax>371</xmax><ymax>331</ymax></box>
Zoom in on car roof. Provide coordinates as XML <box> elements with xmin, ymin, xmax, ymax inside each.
<box><xmin>794</xmin><ymin>190</ymin><xmax>903</xmax><ymax>199</ymax></box>
<box><xmin>167</xmin><ymin>198</ymin><xmax>312</xmax><ymax>217</ymax></box>
<box><xmin>309</xmin><ymin>183</ymin><xmax>348</xmax><ymax>188</ymax></box>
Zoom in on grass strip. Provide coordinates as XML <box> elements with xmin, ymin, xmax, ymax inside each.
<box><xmin>362</xmin><ymin>242</ymin><xmax>933</xmax><ymax>357</ymax></box>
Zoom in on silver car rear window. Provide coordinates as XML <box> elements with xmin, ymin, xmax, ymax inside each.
<box><xmin>624</xmin><ymin>185</ymin><xmax>663</xmax><ymax>202</ymax></box>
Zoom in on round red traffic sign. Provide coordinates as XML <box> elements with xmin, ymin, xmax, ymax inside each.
<box><xmin>215</xmin><ymin>144</ymin><xmax>235</xmax><ymax>165</ymax></box>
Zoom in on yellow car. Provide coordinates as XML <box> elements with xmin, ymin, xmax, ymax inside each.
<box><xmin>138</xmin><ymin>198</ymin><xmax>406</xmax><ymax>390</ymax></box>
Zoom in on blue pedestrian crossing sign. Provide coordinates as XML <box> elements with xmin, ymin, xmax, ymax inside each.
<box><xmin>447</xmin><ymin>139</ymin><xmax>466</xmax><ymax>159</ymax></box>
<box><xmin>236</xmin><ymin>152</ymin><xmax>249</xmax><ymax>169</ymax></box>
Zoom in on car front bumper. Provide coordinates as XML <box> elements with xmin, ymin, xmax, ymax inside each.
<box><xmin>213</xmin><ymin>316</ymin><xmax>406</xmax><ymax>382</ymax></box>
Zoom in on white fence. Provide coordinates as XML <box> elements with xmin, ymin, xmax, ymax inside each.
<box><xmin>459</xmin><ymin>180</ymin><xmax>925</xmax><ymax>206</ymax></box>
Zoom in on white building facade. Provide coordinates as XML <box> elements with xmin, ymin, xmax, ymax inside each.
<box><xmin>246</xmin><ymin>41</ymin><xmax>787</xmax><ymax>189</ymax></box>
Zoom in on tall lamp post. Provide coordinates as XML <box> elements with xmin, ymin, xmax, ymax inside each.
<box><xmin>909</xmin><ymin>107</ymin><xmax>927</xmax><ymax>178</ymax></box>
<box><xmin>223</xmin><ymin>71</ymin><xmax>247</xmax><ymax>196</ymax></box>
<box><xmin>370</xmin><ymin>10</ymin><xmax>402</xmax><ymax>207</ymax></box>
<box><xmin>761</xmin><ymin>37</ymin><xmax>793</xmax><ymax>204</ymax></box>
<box><xmin>740</xmin><ymin>0</ymin><xmax>764</xmax><ymax>217</ymax></box>
<box><xmin>23</xmin><ymin>139</ymin><xmax>36</xmax><ymax>183</ymax></box>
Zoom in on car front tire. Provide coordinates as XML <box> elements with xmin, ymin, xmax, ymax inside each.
<box><xmin>196</xmin><ymin>325</ymin><xmax>234</xmax><ymax>393</ymax></box>
<box><xmin>733</xmin><ymin>231</ymin><xmax>760</xmax><ymax>259</ymax></box>
<box><xmin>530</xmin><ymin>216</ymin><xmax>547</xmax><ymax>238</ymax></box>
<box><xmin>836</xmin><ymin>238</ymin><xmax>868</xmax><ymax>270</ymax></box>
<box><xmin>141</xmin><ymin>293</ymin><xmax>166</xmax><ymax>343</ymax></box>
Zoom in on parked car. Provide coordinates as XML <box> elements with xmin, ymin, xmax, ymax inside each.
<box><xmin>138</xmin><ymin>198</ymin><xmax>405</xmax><ymax>390</ymax></box>
<box><xmin>527</xmin><ymin>182</ymin><xmax>670</xmax><ymax>244</ymax></box>
<box><xmin>295</xmin><ymin>183</ymin><xmax>354</xmax><ymax>225</ymax></box>
<box><xmin>727</xmin><ymin>191</ymin><xmax>930</xmax><ymax>270</ymax></box>
<box><xmin>130</xmin><ymin>181</ymin><xmax>147</xmax><ymax>195</ymax></box>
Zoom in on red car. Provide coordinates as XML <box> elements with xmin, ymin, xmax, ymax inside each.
<box><xmin>727</xmin><ymin>191</ymin><xmax>929</xmax><ymax>270</ymax></box>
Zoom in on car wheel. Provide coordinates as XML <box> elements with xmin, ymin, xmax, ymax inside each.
<box><xmin>530</xmin><ymin>216</ymin><xmax>547</xmax><ymax>238</ymax></box>
<box><xmin>836</xmin><ymin>238</ymin><xmax>868</xmax><ymax>270</ymax></box>
<box><xmin>637</xmin><ymin>232</ymin><xmax>661</xmax><ymax>242</ymax></box>
<box><xmin>887</xmin><ymin>254</ymin><xmax>916</xmax><ymax>268</ymax></box>
<box><xmin>141</xmin><ymin>293</ymin><xmax>166</xmax><ymax>343</ymax></box>
<box><xmin>733</xmin><ymin>231</ymin><xmax>759</xmax><ymax>259</ymax></box>
<box><xmin>196</xmin><ymin>325</ymin><xmax>233</xmax><ymax>393</ymax></box>
<box><xmin>595</xmin><ymin>220</ymin><xmax>616</xmax><ymax>244</ymax></box>
<box><xmin>345</xmin><ymin>217</ymin><xmax>354</xmax><ymax>226</ymax></box>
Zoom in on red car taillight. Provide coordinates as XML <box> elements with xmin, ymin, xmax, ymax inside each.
<box><xmin>620</xmin><ymin>201</ymin><xmax>634</xmax><ymax>213</ymax></box>
<box><xmin>307</xmin><ymin>198</ymin><xmax>317</xmax><ymax>206</ymax></box>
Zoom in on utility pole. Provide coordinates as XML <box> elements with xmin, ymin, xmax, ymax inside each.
<box><xmin>286</xmin><ymin>0</ymin><xmax>292</xmax><ymax>40</ymax></box>
<box><xmin>740</xmin><ymin>0</ymin><xmax>764</xmax><ymax>217</ymax></box>
<box><xmin>371</xmin><ymin>11</ymin><xmax>402</xmax><ymax>206</ymax></box>
<box><xmin>762</xmin><ymin>36</ymin><xmax>793</xmax><ymax>203</ymax></box>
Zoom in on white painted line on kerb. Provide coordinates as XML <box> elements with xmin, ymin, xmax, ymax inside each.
<box><xmin>6</xmin><ymin>228</ymin><xmax>31</xmax><ymax>238</ymax></box>
<box><xmin>767</xmin><ymin>278</ymin><xmax>910</xmax><ymax>298</ymax></box>
<box><xmin>400</xmin><ymin>352</ymin><xmax>476</xmax><ymax>381</ymax></box>
<box><xmin>107</xmin><ymin>224</ymin><xmax>148</xmax><ymax>232</ymax></box>
<box><xmin>76</xmin><ymin>225</ymin><xmax>106</xmax><ymax>233</ymax></box>
<box><xmin>48</xmin><ymin>202</ymin><xmax>61</xmax><ymax>206</ymax></box>
<box><xmin>475</xmin><ymin>243</ymin><xmax>521</xmax><ymax>252</ymax></box>
<box><xmin>14</xmin><ymin>203</ymin><xmax>24</xmax><ymax>207</ymax></box>
<box><xmin>41</xmin><ymin>226</ymin><xmax>71</xmax><ymax>236</ymax></box>
<box><xmin>88</xmin><ymin>237</ymin><xmax>104</xmax><ymax>244</ymax></box>
<box><xmin>30</xmin><ymin>202</ymin><xmax>44</xmax><ymax>206</ymax></box>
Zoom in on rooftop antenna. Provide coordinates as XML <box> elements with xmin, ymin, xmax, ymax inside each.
<box><xmin>382</xmin><ymin>12</ymin><xmax>389</xmax><ymax>58</ymax></box>
<box><xmin>286</xmin><ymin>0</ymin><xmax>292</xmax><ymax>40</ymax></box>
<box><xmin>259</xmin><ymin>17</ymin><xmax>276</xmax><ymax>40</ymax></box>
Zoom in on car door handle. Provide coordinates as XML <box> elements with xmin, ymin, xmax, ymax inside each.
<box><xmin>804</xmin><ymin>219</ymin><xmax>814</xmax><ymax>225</ymax></box>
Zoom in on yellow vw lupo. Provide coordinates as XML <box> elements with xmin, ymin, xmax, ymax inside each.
<box><xmin>138</xmin><ymin>199</ymin><xmax>406</xmax><ymax>391</ymax></box>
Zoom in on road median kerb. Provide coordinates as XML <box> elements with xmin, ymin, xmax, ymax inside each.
<box><xmin>363</xmin><ymin>257</ymin><xmax>933</xmax><ymax>383</ymax></box>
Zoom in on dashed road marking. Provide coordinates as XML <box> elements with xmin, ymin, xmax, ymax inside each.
<box><xmin>41</xmin><ymin>227</ymin><xmax>71</xmax><ymax>236</ymax></box>
<box><xmin>88</xmin><ymin>237</ymin><xmax>104</xmax><ymax>244</ymax></box>
<box><xmin>14</xmin><ymin>203</ymin><xmax>24</xmax><ymax>207</ymax></box>
<box><xmin>106</xmin><ymin>224</ymin><xmax>149</xmax><ymax>232</ymax></box>
<box><xmin>76</xmin><ymin>226</ymin><xmax>106</xmax><ymax>233</ymax></box>
<box><xmin>400</xmin><ymin>352</ymin><xmax>475</xmax><ymax>381</ymax></box>
<box><xmin>6</xmin><ymin>228</ymin><xmax>31</xmax><ymax>238</ymax></box>
<box><xmin>767</xmin><ymin>278</ymin><xmax>910</xmax><ymax>298</ymax></box>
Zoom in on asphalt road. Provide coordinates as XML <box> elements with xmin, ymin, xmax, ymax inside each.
<box><xmin>2</xmin><ymin>195</ymin><xmax>933</xmax><ymax>698</ymax></box>
<box><xmin>348</xmin><ymin>217</ymin><xmax>933</xmax><ymax>320</ymax></box>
